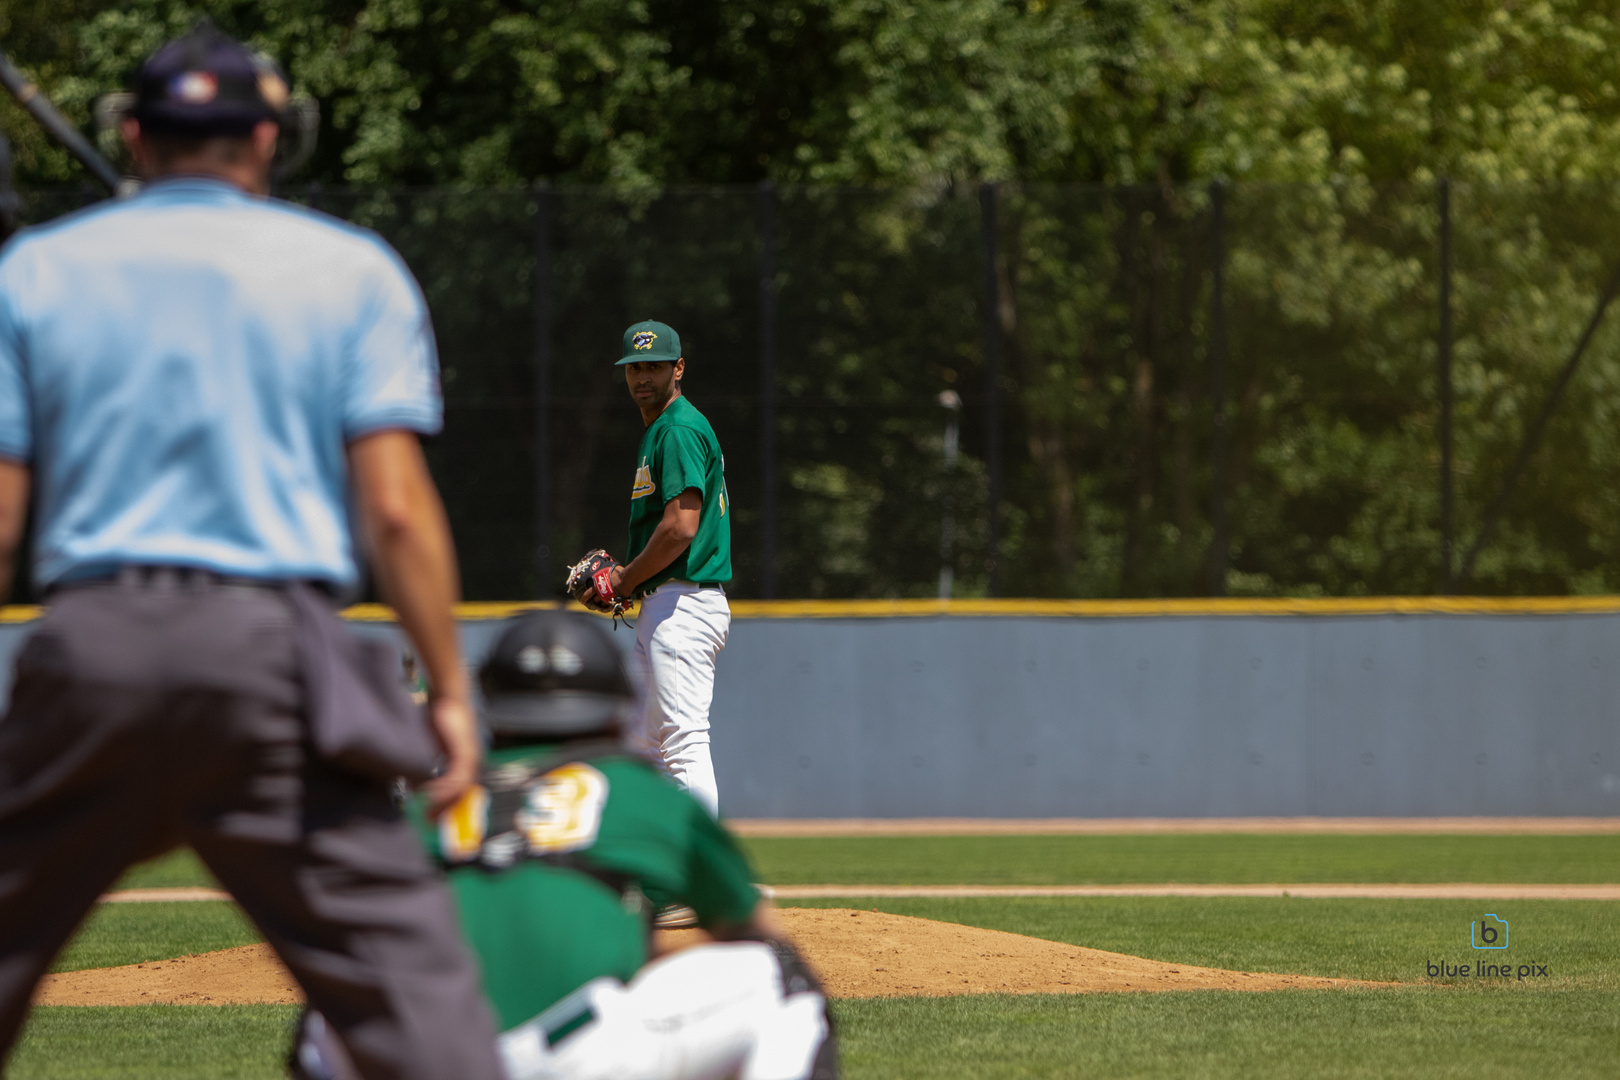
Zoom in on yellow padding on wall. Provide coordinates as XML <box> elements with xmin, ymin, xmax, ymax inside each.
<box><xmin>719</xmin><ymin>595</ymin><xmax>1620</xmax><ymax>618</ymax></box>
<box><xmin>322</xmin><ymin>594</ymin><xmax>1620</xmax><ymax>621</ymax></box>
<box><xmin>5</xmin><ymin>595</ymin><xmax>1620</xmax><ymax>624</ymax></box>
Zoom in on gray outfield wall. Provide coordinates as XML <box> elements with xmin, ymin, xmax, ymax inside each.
<box><xmin>703</xmin><ymin>612</ymin><xmax>1620</xmax><ymax>818</ymax></box>
<box><xmin>0</xmin><ymin>609</ymin><xmax>1615</xmax><ymax>817</ymax></box>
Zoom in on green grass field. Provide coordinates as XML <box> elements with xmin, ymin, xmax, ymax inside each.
<box><xmin>10</xmin><ymin>1008</ymin><xmax>300</xmax><ymax>1080</ymax></box>
<box><xmin>15</xmin><ymin>834</ymin><xmax>1619</xmax><ymax>1079</ymax></box>
<box><xmin>52</xmin><ymin>903</ymin><xmax>260</xmax><ymax>973</ymax></box>
<box><xmin>740</xmin><ymin>834</ymin><xmax>1620</xmax><ymax>884</ymax></box>
<box><xmin>116</xmin><ymin>834</ymin><xmax>1620</xmax><ymax>890</ymax></box>
<box><xmin>833</xmin><ymin>989</ymin><xmax>1620</xmax><ymax>1079</ymax></box>
<box><xmin>113</xmin><ymin>850</ymin><xmax>218</xmax><ymax>891</ymax></box>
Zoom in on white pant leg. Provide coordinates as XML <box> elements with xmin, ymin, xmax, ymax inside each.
<box><xmin>628</xmin><ymin>608</ymin><xmax>660</xmax><ymax>762</ymax></box>
<box><xmin>500</xmin><ymin>943</ymin><xmax>828</xmax><ymax>1080</ymax></box>
<box><xmin>629</xmin><ymin>582</ymin><xmax>730</xmax><ymax>816</ymax></box>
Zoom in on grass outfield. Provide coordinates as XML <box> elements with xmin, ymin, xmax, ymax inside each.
<box><xmin>740</xmin><ymin>834</ymin><xmax>1620</xmax><ymax>885</ymax></box>
<box><xmin>52</xmin><ymin>903</ymin><xmax>259</xmax><ymax>973</ymax></box>
<box><xmin>113</xmin><ymin>850</ymin><xmax>216</xmax><ymax>891</ymax></box>
<box><xmin>32</xmin><ymin>838</ymin><xmax>1615</xmax><ymax>1078</ymax></box>
<box><xmin>116</xmin><ymin>834</ymin><xmax>1620</xmax><ymax>892</ymax></box>
<box><xmin>10</xmin><ymin>1007</ymin><xmax>299</xmax><ymax>1079</ymax></box>
<box><xmin>834</xmin><ymin>989</ymin><xmax>1620</xmax><ymax>1079</ymax></box>
<box><xmin>14</xmin><ymin>991</ymin><xmax>1620</xmax><ymax>1080</ymax></box>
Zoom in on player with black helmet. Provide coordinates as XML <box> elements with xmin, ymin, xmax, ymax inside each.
<box><xmin>294</xmin><ymin>608</ymin><xmax>837</xmax><ymax>1080</ymax></box>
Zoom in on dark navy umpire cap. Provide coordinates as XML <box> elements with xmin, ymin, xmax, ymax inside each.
<box><xmin>131</xmin><ymin>21</ymin><xmax>292</xmax><ymax>136</ymax></box>
<box><xmin>479</xmin><ymin>610</ymin><xmax>634</xmax><ymax>740</ymax></box>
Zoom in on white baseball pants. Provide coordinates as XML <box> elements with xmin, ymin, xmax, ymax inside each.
<box><xmin>629</xmin><ymin>581</ymin><xmax>730</xmax><ymax>816</ymax></box>
<box><xmin>498</xmin><ymin>942</ymin><xmax>829</xmax><ymax>1080</ymax></box>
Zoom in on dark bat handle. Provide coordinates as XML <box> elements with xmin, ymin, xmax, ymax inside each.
<box><xmin>0</xmin><ymin>47</ymin><xmax>121</xmax><ymax>195</ymax></box>
<box><xmin>0</xmin><ymin>129</ymin><xmax>17</xmax><ymax>242</ymax></box>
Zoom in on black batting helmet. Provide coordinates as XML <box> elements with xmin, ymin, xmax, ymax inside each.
<box><xmin>479</xmin><ymin>610</ymin><xmax>633</xmax><ymax>740</ymax></box>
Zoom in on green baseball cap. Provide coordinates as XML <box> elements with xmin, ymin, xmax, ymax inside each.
<box><xmin>617</xmin><ymin>320</ymin><xmax>682</xmax><ymax>365</ymax></box>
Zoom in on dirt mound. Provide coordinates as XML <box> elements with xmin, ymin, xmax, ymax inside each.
<box><xmin>36</xmin><ymin>944</ymin><xmax>300</xmax><ymax>1006</ymax></box>
<box><xmin>662</xmin><ymin>909</ymin><xmax>1379</xmax><ymax>996</ymax></box>
<box><xmin>36</xmin><ymin>909</ymin><xmax>1382</xmax><ymax>1006</ymax></box>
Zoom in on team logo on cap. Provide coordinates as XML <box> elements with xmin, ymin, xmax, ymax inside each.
<box><xmin>169</xmin><ymin>71</ymin><xmax>218</xmax><ymax>104</ymax></box>
<box><xmin>257</xmin><ymin>71</ymin><xmax>289</xmax><ymax>110</ymax></box>
<box><xmin>631</xmin><ymin>331</ymin><xmax>658</xmax><ymax>351</ymax></box>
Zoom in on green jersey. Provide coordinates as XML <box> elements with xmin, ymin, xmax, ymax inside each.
<box><xmin>414</xmin><ymin>745</ymin><xmax>760</xmax><ymax>1031</ymax></box>
<box><xmin>627</xmin><ymin>395</ymin><xmax>731</xmax><ymax>591</ymax></box>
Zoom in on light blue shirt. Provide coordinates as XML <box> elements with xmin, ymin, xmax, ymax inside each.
<box><xmin>0</xmin><ymin>177</ymin><xmax>442</xmax><ymax>587</ymax></box>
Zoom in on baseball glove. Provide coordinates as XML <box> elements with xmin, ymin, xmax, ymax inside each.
<box><xmin>565</xmin><ymin>548</ymin><xmax>632</xmax><ymax>617</ymax></box>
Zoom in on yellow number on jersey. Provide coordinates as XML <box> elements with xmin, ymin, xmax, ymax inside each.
<box><xmin>517</xmin><ymin>763</ymin><xmax>609</xmax><ymax>854</ymax></box>
<box><xmin>439</xmin><ymin>784</ymin><xmax>490</xmax><ymax>863</ymax></box>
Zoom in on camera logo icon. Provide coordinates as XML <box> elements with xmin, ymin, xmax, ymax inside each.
<box><xmin>1471</xmin><ymin>914</ymin><xmax>1508</xmax><ymax>949</ymax></box>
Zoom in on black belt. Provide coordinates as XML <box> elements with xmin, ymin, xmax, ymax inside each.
<box><xmin>46</xmin><ymin>565</ymin><xmax>340</xmax><ymax>600</ymax></box>
<box><xmin>645</xmin><ymin>579</ymin><xmax>724</xmax><ymax>596</ymax></box>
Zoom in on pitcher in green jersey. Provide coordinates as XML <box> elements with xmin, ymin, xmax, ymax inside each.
<box><xmin>579</xmin><ymin>320</ymin><xmax>732</xmax><ymax>838</ymax></box>
<box><xmin>290</xmin><ymin>610</ymin><xmax>836</xmax><ymax>1080</ymax></box>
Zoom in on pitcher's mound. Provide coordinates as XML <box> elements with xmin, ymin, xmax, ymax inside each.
<box><xmin>36</xmin><ymin>944</ymin><xmax>300</xmax><ymax>1006</ymax></box>
<box><xmin>36</xmin><ymin>908</ymin><xmax>1381</xmax><ymax>1006</ymax></box>
<box><xmin>737</xmin><ymin>909</ymin><xmax>1381</xmax><ymax>996</ymax></box>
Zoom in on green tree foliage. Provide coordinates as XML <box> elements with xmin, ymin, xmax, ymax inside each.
<box><xmin>16</xmin><ymin>1</ymin><xmax>1617</xmax><ymax>189</ymax></box>
<box><xmin>8</xmin><ymin>3</ymin><xmax>1620</xmax><ymax>597</ymax></box>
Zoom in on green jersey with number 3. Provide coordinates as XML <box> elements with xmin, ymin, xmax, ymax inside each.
<box><xmin>413</xmin><ymin>745</ymin><xmax>760</xmax><ymax>1031</ymax></box>
<box><xmin>627</xmin><ymin>395</ymin><xmax>731</xmax><ymax>591</ymax></box>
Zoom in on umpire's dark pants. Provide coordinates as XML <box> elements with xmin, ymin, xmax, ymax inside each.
<box><xmin>0</xmin><ymin>577</ymin><xmax>505</xmax><ymax>1080</ymax></box>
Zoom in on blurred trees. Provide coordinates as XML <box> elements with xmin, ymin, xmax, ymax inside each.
<box><xmin>7</xmin><ymin>3</ymin><xmax>1620</xmax><ymax>597</ymax></box>
<box><xmin>13</xmin><ymin>1</ymin><xmax>1620</xmax><ymax>189</ymax></box>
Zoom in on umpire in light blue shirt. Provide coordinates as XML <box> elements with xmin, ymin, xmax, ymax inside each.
<box><xmin>0</xmin><ymin>25</ymin><xmax>504</xmax><ymax>1080</ymax></box>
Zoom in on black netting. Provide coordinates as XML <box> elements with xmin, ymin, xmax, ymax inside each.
<box><xmin>11</xmin><ymin>181</ymin><xmax>1620</xmax><ymax>599</ymax></box>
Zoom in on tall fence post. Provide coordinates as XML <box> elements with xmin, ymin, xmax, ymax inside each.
<box><xmin>1438</xmin><ymin>177</ymin><xmax>1454</xmax><ymax>593</ymax></box>
<box><xmin>532</xmin><ymin>182</ymin><xmax>552</xmax><ymax>593</ymax></box>
<box><xmin>979</xmin><ymin>182</ymin><xmax>1004</xmax><ymax>596</ymax></box>
<box><xmin>939</xmin><ymin>390</ymin><xmax>962</xmax><ymax>599</ymax></box>
<box><xmin>1206</xmin><ymin>180</ymin><xmax>1230</xmax><ymax>596</ymax></box>
<box><xmin>758</xmin><ymin>181</ymin><xmax>779</xmax><ymax>599</ymax></box>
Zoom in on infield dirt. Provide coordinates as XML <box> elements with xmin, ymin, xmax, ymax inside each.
<box><xmin>35</xmin><ymin>908</ymin><xmax>1383</xmax><ymax>1005</ymax></box>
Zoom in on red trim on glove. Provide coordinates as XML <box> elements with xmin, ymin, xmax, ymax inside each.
<box><xmin>591</xmin><ymin>565</ymin><xmax>620</xmax><ymax>603</ymax></box>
